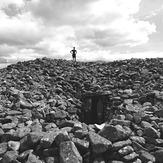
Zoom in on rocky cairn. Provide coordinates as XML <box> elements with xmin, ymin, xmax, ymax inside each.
<box><xmin>0</xmin><ymin>58</ymin><xmax>163</xmax><ymax>162</ymax></box>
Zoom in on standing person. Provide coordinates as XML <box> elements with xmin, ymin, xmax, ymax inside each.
<box><xmin>70</xmin><ymin>47</ymin><xmax>77</xmax><ymax>62</ymax></box>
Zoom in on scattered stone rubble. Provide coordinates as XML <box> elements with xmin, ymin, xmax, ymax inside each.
<box><xmin>0</xmin><ymin>57</ymin><xmax>163</xmax><ymax>162</ymax></box>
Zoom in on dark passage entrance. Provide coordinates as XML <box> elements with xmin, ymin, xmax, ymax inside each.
<box><xmin>91</xmin><ymin>97</ymin><xmax>98</xmax><ymax>124</ymax></box>
<box><xmin>81</xmin><ymin>93</ymin><xmax>111</xmax><ymax>124</ymax></box>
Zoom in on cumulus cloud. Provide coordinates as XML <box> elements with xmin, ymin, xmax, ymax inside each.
<box><xmin>30</xmin><ymin>0</ymin><xmax>156</xmax><ymax>49</ymax></box>
<box><xmin>0</xmin><ymin>0</ymin><xmax>24</xmax><ymax>9</ymax></box>
<box><xmin>0</xmin><ymin>0</ymin><xmax>158</xmax><ymax>64</ymax></box>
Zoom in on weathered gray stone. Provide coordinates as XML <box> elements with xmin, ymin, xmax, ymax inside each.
<box><xmin>130</xmin><ymin>136</ymin><xmax>145</xmax><ymax>145</ymax></box>
<box><xmin>155</xmin><ymin>110</ymin><xmax>163</xmax><ymax>118</ymax></box>
<box><xmin>138</xmin><ymin>150</ymin><xmax>156</xmax><ymax>163</ymax></box>
<box><xmin>8</xmin><ymin>141</ymin><xmax>20</xmax><ymax>151</ymax></box>
<box><xmin>26</xmin><ymin>152</ymin><xmax>42</xmax><ymax>163</ymax></box>
<box><xmin>0</xmin><ymin>142</ymin><xmax>8</xmax><ymax>157</ymax></box>
<box><xmin>40</xmin><ymin>130</ymin><xmax>60</xmax><ymax>148</ymax></box>
<box><xmin>110</xmin><ymin>119</ymin><xmax>131</xmax><ymax>127</ymax></box>
<box><xmin>72</xmin><ymin>137</ymin><xmax>90</xmax><ymax>151</ymax></box>
<box><xmin>122</xmin><ymin>152</ymin><xmax>138</xmax><ymax>162</ymax></box>
<box><xmin>45</xmin><ymin>156</ymin><xmax>60</xmax><ymax>163</ymax></box>
<box><xmin>151</xmin><ymin>149</ymin><xmax>163</xmax><ymax>163</ymax></box>
<box><xmin>13</xmin><ymin>127</ymin><xmax>31</xmax><ymax>139</ymax></box>
<box><xmin>88</xmin><ymin>131</ymin><xmax>112</xmax><ymax>154</ymax></box>
<box><xmin>55</xmin><ymin>131</ymin><xmax>71</xmax><ymax>146</ymax></box>
<box><xmin>17</xmin><ymin>149</ymin><xmax>33</xmax><ymax>162</ymax></box>
<box><xmin>60</xmin><ymin>141</ymin><xmax>82</xmax><ymax>163</ymax></box>
<box><xmin>98</xmin><ymin>125</ymin><xmax>131</xmax><ymax>142</ymax></box>
<box><xmin>27</xmin><ymin>132</ymin><xmax>44</xmax><ymax>145</ymax></box>
<box><xmin>1</xmin><ymin>150</ymin><xmax>18</xmax><ymax>163</ymax></box>
<box><xmin>112</xmin><ymin>139</ymin><xmax>132</xmax><ymax>151</ymax></box>
<box><xmin>43</xmin><ymin>148</ymin><xmax>59</xmax><ymax>157</ymax></box>
<box><xmin>132</xmin><ymin>141</ymin><xmax>147</xmax><ymax>152</ymax></box>
<box><xmin>144</xmin><ymin>126</ymin><xmax>160</xmax><ymax>138</ymax></box>
<box><xmin>118</xmin><ymin>145</ymin><xmax>134</xmax><ymax>156</ymax></box>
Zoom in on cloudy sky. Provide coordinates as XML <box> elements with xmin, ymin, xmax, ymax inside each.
<box><xmin>0</xmin><ymin>0</ymin><xmax>163</xmax><ymax>67</ymax></box>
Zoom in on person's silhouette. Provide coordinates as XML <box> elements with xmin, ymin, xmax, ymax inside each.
<box><xmin>70</xmin><ymin>47</ymin><xmax>77</xmax><ymax>62</ymax></box>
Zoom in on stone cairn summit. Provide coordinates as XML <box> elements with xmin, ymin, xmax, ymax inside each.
<box><xmin>0</xmin><ymin>57</ymin><xmax>163</xmax><ymax>162</ymax></box>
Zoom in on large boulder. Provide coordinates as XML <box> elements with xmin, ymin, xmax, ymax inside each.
<box><xmin>98</xmin><ymin>125</ymin><xmax>132</xmax><ymax>142</ymax></box>
<box><xmin>88</xmin><ymin>131</ymin><xmax>112</xmax><ymax>154</ymax></box>
<box><xmin>59</xmin><ymin>141</ymin><xmax>82</xmax><ymax>163</ymax></box>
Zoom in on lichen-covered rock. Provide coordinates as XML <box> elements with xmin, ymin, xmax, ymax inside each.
<box><xmin>0</xmin><ymin>142</ymin><xmax>8</xmax><ymax>156</ymax></box>
<box><xmin>112</xmin><ymin>139</ymin><xmax>132</xmax><ymax>151</ymax></box>
<box><xmin>122</xmin><ymin>152</ymin><xmax>138</xmax><ymax>162</ymax></box>
<box><xmin>40</xmin><ymin>130</ymin><xmax>60</xmax><ymax>149</ymax></box>
<box><xmin>144</xmin><ymin>126</ymin><xmax>160</xmax><ymax>138</ymax></box>
<box><xmin>130</xmin><ymin>136</ymin><xmax>145</xmax><ymax>145</ymax></box>
<box><xmin>132</xmin><ymin>141</ymin><xmax>147</xmax><ymax>152</ymax></box>
<box><xmin>118</xmin><ymin>146</ymin><xmax>134</xmax><ymax>156</ymax></box>
<box><xmin>59</xmin><ymin>141</ymin><xmax>82</xmax><ymax>163</ymax></box>
<box><xmin>88</xmin><ymin>131</ymin><xmax>112</xmax><ymax>154</ymax></box>
<box><xmin>55</xmin><ymin>131</ymin><xmax>71</xmax><ymax>146</ymax></box>
<box><xmin>72</xmin><ymin>137</ymin><xmax>90</xmax><ymax>151</ymax></box>
<box><xmin>98</xmin><ymin>125</ymin><xmax>131</xmax><ymax>142</ymax></box>
<box><xmin>138</xmin><ymin>150</ymin><xmax>156</xmax><ymax>163</ymax></box>
<box><xmin>27</xmin><ymin>132</ymin><xmax>45</xmax><ymax>145</ymax></box>
<box><xmin>110</xmin><ymin>119</ymin><xmax>131</xmax><ymax>127</ymax></box>
<box><xmin>151</xmin><ymin>149</ymin><xmax>163</xmax><ymax>163</ymax></box>
<box><xmin>1</xmin><ymin>150</ymin><xmax>18</xmax><ymax>163</ymax></box>
<box><xmin>8</xmin><ymin>141</ymin><xmax>20</xmax><ymax>151</ymax></box>
<box><xmin>25</xmin><ymin>152</ymin><xmax>42</xmax><ymax>163</ymax></box>
<box><xmin>44</xmin><ymin>156</ymin><xmax>60</xmax><ymax>163</ymax></box>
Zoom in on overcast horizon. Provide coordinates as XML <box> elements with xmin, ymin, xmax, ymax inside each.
<box><xmin>0</xmin><ymin>0</ymin><xmax>163</xmax><ymax>68</ymax></box>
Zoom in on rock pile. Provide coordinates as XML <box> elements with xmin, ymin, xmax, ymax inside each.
<box><xmin>0</xmin><ymin>57</ymin><xmax>163</xmax><ymax>162</ymax></box>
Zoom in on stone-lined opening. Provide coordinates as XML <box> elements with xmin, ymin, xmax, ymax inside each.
<box><xmin>81</xmin><ymin>92</ymin><xmax>111</xmax><ymax>124</ymax></box>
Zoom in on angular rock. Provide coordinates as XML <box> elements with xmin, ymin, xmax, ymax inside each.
<box><xmin>155</xmin><ymin>110</ymin><xmax>163</xmax><ymax>118</ymax></box>
<box><xmin>151</xmin><ymin>149</ymin><xmax>163</xmax><ymax>163</ymax></box>
<box><xmin>54</xmin><ymin>110</ymin><xmax>67</xmax><ymax>119</ymax></box>
<box><xmin>98</xmin><ymin>125</ymin><xmax>131</xmax><ymax>142</ymax></box>
<box><xmin>55</xmin><ymin>131</ymin><xmax>71</xmax><ymax>146</ymax></box>
<box><xmin>122</xmin><ymin>152</ymin><xmax>138</xmax><ymax>162</ymax></box>
<box><xmin>13</xmin><ymin>127</ymin><xmax>31</xmax><ymax>139</ymax></box>
<box><xmin>59</xmin><ymin>141</ymin><xmax>82</xmax><ymax>163</ymax></box>
<box><xmin>88</xmin><ymin>131</ymin><xmax>112</xmax><ymax>154</ymax></box>
<box><xmin>1</xmin><ymin>150</ymin><xmax>18</xmax><ymax>163</ymax></box>
<box><xmin>26</xmin><ymin>152</ymin><xmax>42</xmax><ymax>163</ymax></box>
<box><xmin>144</xmin><ymin>126</ymin><xmax>160</xmax><ymax>138</ymax></box>
<box><xmin>0</xmin><ymin>142</ymin><xmax>8</xmax><ymax>156</ymax></box>
<box><xmin>44</xmin><ymin>156</ymin><xmax>60</xmax><ymax>163</ymax></box>
<box><xmin>112</xmin><ymin>139</ymin><xmax>132</xmax><ymax>151</ymax></box>
<box><xmin>118</xmin><ymin>146</ymin><xmax>134</xmax><ymax>156</ymax></box>
<box><xmin>132</xmin><ymin>141</ymin><xmax>147</xmax><ymax>152</ymax></box>
<box><xmin>43</xmin><ymin>147</ymin><xmax>59</xmax><ymax>157</ymax></box>
<box><xmin>40</xmin><ymin>130</ymin><xmax>60</xmax><ymax>149</ymax></box>
<box><xmin>72</xmin><ymin>137</ymin><xmax>90</xmax><ymax>151</ymax></box>
<box><xmin>130</xmin><ymin>136</ymin><xmax>145</xmax><ymax>145</ymax></box>
<box><xmin>110</xmin><ymin>119</ymin><xmax>131</xmax><ymax>127</ymax></box>
<box><xmin>27</xmin><ymin>132</ymin><xmax>44</xmax><ymax>145</ymax></box>
<box><xmin>8</xmin><ymin>141</ymin><xmax>20</xmax><ymax>151</ymax></box>
<box><xmin>17</xmin><ymin>149</ymin><xmax>33</xmax><ymax>162</ymax></box>
<box><xmin>138</xmin><ymin>150</ymin><xmax>156</xmax><ymax>163</ymax></box>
